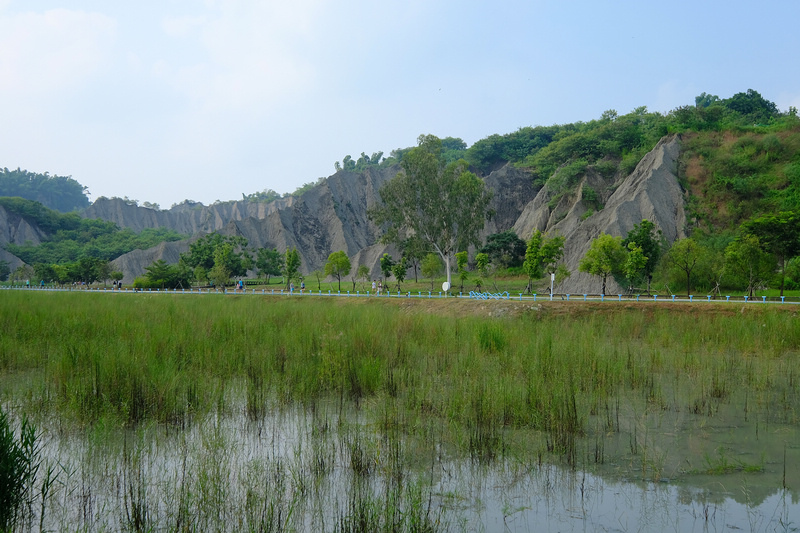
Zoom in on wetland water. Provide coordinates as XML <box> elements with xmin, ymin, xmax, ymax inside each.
<box><xmin>18</xmin><ymin>391</ymin><xmax>800</xmax><ymax>532</ymax></box>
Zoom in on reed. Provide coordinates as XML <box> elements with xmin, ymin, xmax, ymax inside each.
<box><xmin>0</xmin><ymin>409</ymin><xmax>42</xmax><ymax>532</ymax></box>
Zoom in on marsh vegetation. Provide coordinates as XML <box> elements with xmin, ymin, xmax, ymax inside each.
<box><xmin>0</xmin><ymin>291</ymin><xmax>798</xmax><ymax>531</ymax></box>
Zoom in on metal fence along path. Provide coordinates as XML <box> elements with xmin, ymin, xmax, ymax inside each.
<box><xmin>4</xmin><ymin>285</ymin><xmax>800</xmax><ymax>305</ymax></box>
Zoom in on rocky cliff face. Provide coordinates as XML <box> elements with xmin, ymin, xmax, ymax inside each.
<box><xmin>82</xmin><ymin>196</ymin><xmax>297</xmax><ymax>235</ymax></box>
<box><xmin>513</xmin><ymin>134</ymin><xmax>686</xmax><ymax>294</ymax></box>
<box><xmin>107</xmin><ymin>166</ymin><xmax>398</xmax><ymax>283</ymax></box>
<box><xmin>107</xmin><ymin>163</ymin><xmax>541</xmax><ymax>284</ymax></box>
<box><xmin>0</xmin><ymin>205</ymin><xmax>47</xmax><ymax>248</ymax></box>
<box><xmin>0</xmin><ymin>204</ymin><xmax>44</xmax><ymax>271</ymax></box>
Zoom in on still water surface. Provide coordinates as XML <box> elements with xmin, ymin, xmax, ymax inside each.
<box><xmin>26</xmin><ymin>392</ymin><xmax>798</xmax><ymax>532</ymax></box>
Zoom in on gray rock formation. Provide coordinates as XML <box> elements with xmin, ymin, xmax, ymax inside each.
<box><xmin>513</xmin><ymin>134</ymin><xmax>686</xmax><ymax>294</ymax></box>
<box><xmin>0</xmin><ymin>204</ymin><xmax>47</xmax><ymax>247</ymax></box>
<box><xmin>106</xmin><ymin>163</ymin><xmax>541</xmax><ymax>284</ymax></box>
<box><xmin>0</xmin><ymin>204</ymin><xmax>43</xmax><ymax>272</ymax></box>
<box><xmin>109</xmin><ymin>166</ymin><xmax>401</xmax><ymax>283</ymax></box>
<box><xmin>83</xmin><ymin>196</ymin><xmax>297</xmax><ymax>235</ymax></box>
<box><xmin>111</xmin><ymin>240</ymin><xmax>191</xmax><ymax>285</ymax></box>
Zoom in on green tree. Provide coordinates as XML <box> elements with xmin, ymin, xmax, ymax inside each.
<box><xmin>370</xmin><ymin>134</ymin><xmax>493</xmax><ymax>289</ymax></box>
<box><xmin>722</xmin><ymin>89</ymin><xmax>779</xmax><ymax>123</ymax></box>
<box><xmin>399</xmin><ymin>236</ymin><xmax>427</xmax><ymax>282</ymax></box>
<box><xmin>421</xmin><ymin>252</ymin><xmax>443</xmax><ymax>291</ymax></box>
<box><xmin>310</xmin><ymin>269</ymin><xmax>325</xmax><ymax>291</ymax></box>
<box><xmin>209</xmin><ymin>246</ymin><xmax>233</xmax><ymax>290</ymax></box>
<box><xmin>11</xmin><ymin>265</ymin><xmax>34</xmax><ymax>283</ymax></box>
<box><xmin>0</xmin><ymin>167</ymin><xmax>90</xmax><ymax>212</ymax></box>
<box><xmin>352</xmin><ymin>264</ymin><xmax>370</xmax><ymax>291</ymax></box>
<box><xmin>579</xmin><ymin>233</ymin><xmax>626</xmax><ymax>295</ymax></box>
<box><xmin>284</xmin><ymin>248</ymin><xmax>301</xmax><ymax>290</ymax></box>
<box><xmin>181</xmin><ymin>233</ymin><xmax>249</xmax><ymax>275</ymax></box>
<box><xmin>622</xmin><ymin>219</ymin><xmax>663</xmax><ymax>293</ymax></box>
<box><xmin>194</xmin><ymin>266</ymin><xmax>208</xmax><ymax>287</ymax></box>
<box><xmin>479</xmin><ymin>230</ymin><xmax>527</xmax><ymax>268</ymax></box>
<box><xmin>0</xmin><ymin>260</ymin><xmax>10</xmax><ymax>281</ymax></box>
<box><xmin>695</xmin><ymin>92</ymin><xmax>720</xmax><ymax>108</ymax></box>
<box><xmin>623</xmin><ymin>242</ymin><xmax>648</xmax><ymax>292</ymax></box>
<box><xmin>53</xmin><ymin>264</ymin><xmax>69</xmax><ymax>285</ymax></box>
<box><xmin>75</xmin><ymin>256</ymin><xmax>104</xmax><ymax>284</ymax></box>
<box><xmin>523</xmin><ymin>230</ymin><xmax>566</xmax><ymax>294</ymax></box>
<box><xmin>523</xmin><ymin>230</ymin><xmax>544</xmax><ymax>293</ymax></box>
<box><xmin>664</xmin><ymin>238</ymin><xmax>706</xmax><ymax>298</ymax></box>
<box><xmin>255</xmin><ymin>247</ymin><xmax>283</xmax><ymax>283</ymax></box>
<box><xmin>540</xmin><ymin>235</ymin><xmax>566</xmax><ymax>280</ymax></box>
<box><xmin>742</xmin><ymin>211</ymin><xmax>800</xmax><ymax>296</ymax></box>
<box><xmin>144</xmin><ymin>259</ymin><xmax>173</xmax><ymax>288</ymax></box>
<box><xmin>475</xmin><ymin>252</ymin><xmax>490</xmax><ymax>291</ymax></box>
<box><xmin>379</xmin><ymin>253</ymin><xmax>395</xmax><ymax>283</ymax></box>
<box><xmin>96</xmin><ymin>260</ymin><xmax>113</xmax><ymax>287</ymax></box>
<box><xmin>33</xmin><ymin>263</ymin><xmax>58</xmax><ymax>283</ymax></box>
<box><xmin>142</xmin><ymin>259</ymin><xmax>192</xmax><ymax>289</ymax></box>
<box><xmin>724</xmin><ymin>234</ymin><xmax>774</xmax><ymax>297</ymax></box>
<box><xmin>455</xmin><ymin>251</ymin><xmax>469</xmax><ymax>292</ymax></box>
<box><xmin>325</xmin><ymin>250</ymin><xmax>351</xmax><ymax>292</ymax></box>
<box><xmin>391</xmin><ymin>256</ymin><xmax>408</xmax><ymax>291</ymax></box>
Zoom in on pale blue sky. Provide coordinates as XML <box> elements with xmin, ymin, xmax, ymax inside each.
<box><xmin>2</xmin><ymin>0</ymin><xmax>798</xmax><ymax>208</ymax></box>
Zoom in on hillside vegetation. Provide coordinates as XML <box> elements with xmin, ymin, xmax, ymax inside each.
<box><xmin>1</xmin><ymin>197</ymin><xmax>185</xmax><ymax>264</ymax></box>
<box><xmin>0</xmin><ymin>168</ymin><xmax>90</xmax><ymax>212</ymax></box>
<box><xmin>351</xmin><ymin>88</ymin><xmax>799</xmax><ymax>231</ymax></box>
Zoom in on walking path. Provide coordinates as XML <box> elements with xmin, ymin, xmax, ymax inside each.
<box><xmin>5</xmin><ymin>285</ymin><xmax>799</xmax><ymax>305</ymax></box>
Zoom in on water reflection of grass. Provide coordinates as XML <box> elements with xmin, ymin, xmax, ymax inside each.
<box><xmin>1</xmin><ymin>292</ymin><xmax>799</xmax><ymax>529</ymax></box>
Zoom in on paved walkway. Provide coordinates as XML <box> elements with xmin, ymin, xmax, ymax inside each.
<box><xmin>5</xmin><ymin>285</ymin><xmax>799</xmax><ymax>305</ymax></box>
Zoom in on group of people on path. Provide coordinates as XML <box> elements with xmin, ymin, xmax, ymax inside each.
<box><xmin>371</xmin><ymin>280</ymin><xmax>384</xmax><ymax>294</ymax></box>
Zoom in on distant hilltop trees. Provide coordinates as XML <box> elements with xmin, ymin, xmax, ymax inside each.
<box><xmin>0</xmin><ymin>168</ymin><xmax>90</xmax><ymax>212</ymax></box>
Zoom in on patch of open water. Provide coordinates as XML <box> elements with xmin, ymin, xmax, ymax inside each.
<box><xmin>14</xmin><ymin>390</ymin><xmax>798</xmax><ymax>532</ymax></box>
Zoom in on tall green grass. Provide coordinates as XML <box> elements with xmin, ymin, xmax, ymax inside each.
<box><xmin>1</xmin><ymin>292</ymin><xmax>799</xmax><ymax>463</ymax></box>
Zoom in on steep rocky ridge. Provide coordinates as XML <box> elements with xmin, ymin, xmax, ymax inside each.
<box><xmin>0</xmin><ymin>204</ymin><xmax>43</xmax><ymax>271</ymax></box>
<box><xmin>109</xmin><ymin>166</ymin><xmax>399</xmax><ymax>283</ymax></box>
<box><xmin>109</xmin><ymin>163</ymin><xmax>540</xmax><ymax>284</ymax></box>
<box><xmin>0</xmin><ymin>204</ymin><xmax>47</xmax><ymax>247</ymax></box>
<box><xmin>514</xmin><ymin>134</ymin><xmax>686</xmax><ymax>294</ymax></box>
<box><xmin>83</xmin><ymin>195</ymin><xmax>297</xmax><ymax>235</ymax></box>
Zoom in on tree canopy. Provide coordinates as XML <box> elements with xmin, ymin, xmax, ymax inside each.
<box><xmin>579</xmin><ymin>233</ymin><xmax>626</xmax><ymax>295</ymax></box>
<box><xmin>369</xmin><ymin>134</ymin><xmax>493</xmax><ymax>289</ymax></box>
<box><xmin>622</xmin><ymin>219</ymin><xmax>663</xmax><ymax>292</ymax></box>
<box><xmin>255</xmin><ymin>247</ymin><xmax>283</xmax><ymax>282</ymax></box>
<box><xmin>523</xmin><ymin>230</ymin><xmax>566</xmax><ymax>293</ymax></box>
<box><xmin>0</xmin><ymin>168</ymin><xmax>90</xmax><ymax>212</ymax></box>
<box><xmin>324</xmin><ymin>250</ymin><xmax>351</xmax><ymax>292</ymax></box>
<box><xmin>284</xmin><ymin>248</ymin><xmax>301</xmax><ymax>289</ymax></box>
<box><xmin>741</xmin><ymin>210</ymin><xmax>800</xmax><ymax>295</ymax></box>
<box><xmin>181</xmin><ymin>233</ymin><xmax>250</xmax><ymax>277</ymax></box>
<box><xmin>479</xmin><ymin>230</ymin><xmax>527</xmax><ymax>269</ymax></box>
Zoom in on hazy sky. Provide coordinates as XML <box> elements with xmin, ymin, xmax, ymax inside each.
<box><xmin>2</xmin><ymin>1</ymin><xmax>799</xmax><ymax>209</ymax></box>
